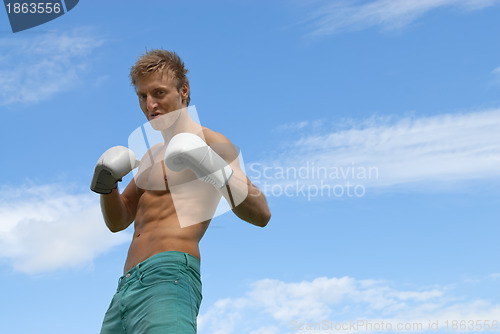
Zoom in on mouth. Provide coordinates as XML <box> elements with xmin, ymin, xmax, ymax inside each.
<box><xmin>149</xmin><ymin>112</ymin><xmax>161</xmax><ymax>120</ymax></box>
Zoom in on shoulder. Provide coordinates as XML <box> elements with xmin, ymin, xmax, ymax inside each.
<box><xmin>200</xmin><ymin>127</ymin><xmax>239</xmax><ymax>163</ymax></box>
<box><xmin>139</xmin><ymin>142</ymin><xmax>165</xmax><ymax>161</ymax></box>
<box><xmin>200</xmin><ymin>127</ymin><xmax>232</xmax><ymax>146</ymax></box>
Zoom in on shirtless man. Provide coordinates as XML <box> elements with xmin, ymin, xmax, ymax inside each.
<box><xmin>91</xmin><ymin>49</ymin><xmax>271</xmax><ymax>334</ymax></box>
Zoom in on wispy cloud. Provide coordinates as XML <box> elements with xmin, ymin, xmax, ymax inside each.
<box><xmin>198</xmin><ymin>275</ymin><xmax>500</xmax><ymax>334</ymax></box>
<box><xmin>249</xmin><ymin>109</ymin><xmax>500</xmax><ymax>199</ymax></box>
<box><xmin>0</xmin><ymin>183</ymin><xmax>130</xmax><ymax>274</ymax></box>
<box><xmin>492</xmin><ymin>66</ymin><xmax>500</xmax><ymax>86</ymax></box>
<box><xmin>301</xmin><ymin>0</ymin><xmax>500</xmax><ymax>38</ymax></box>
<box><xmin>0</xmin><ymin>27</ymin><xmax>104</xmax><ymax>106</ymax></box>
<box><xmin>275</xmin><ymin>121</ymin><xmax>310</xmax><ymax>132</ymax></box>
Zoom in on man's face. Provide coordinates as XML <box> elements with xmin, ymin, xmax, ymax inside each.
<box><xmin>135</xmin><ymin>72</ymin><xmax>189</xmax><ymax>121</ymax></box>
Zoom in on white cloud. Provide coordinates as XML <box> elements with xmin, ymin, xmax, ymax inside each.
<box><xmin>249</xmin><ymin>326</ymin><xmax>281</xmax><ymax>334</ymax></box>
<box><xmin>0</xmin><ymin>27</ymin><xmax>104</xmax><ymax>106</ymax></box>
<box><xmin>275</xmin><ymin>121</ymin><xmax>310</xmax><ymax>132</ymax></box>
<box><xmin>489</xmin><ymin>273</ymin><xmax>500</xmax><ymax>280</ymax></box>
<box><xmin>198</xmin><ymin>297</ymin><xmax>251</xmax><ymax>334</ymax></box>
<box><xmin>250</xmin><ymin>109</ymin><xmax>500</xmax><ymax>198</ymax></box>
<box><xmin>198</xmin><ymin>276</ymin><xmax>500</xmax><ymax>334</ymax></box>
<box><xmin>301</xmin><ymin>0</ymin><xmax>500</xmax><ymax>37</ymax></box>
<box><xmin>493</xmin><ymin>66</ymin><xmax>500</xmax><ymax>85</ymax></box>
<box><xmin>0</xmin><ymin>183</ymin><xmax>130</xmax><ymax>274</ymax></box>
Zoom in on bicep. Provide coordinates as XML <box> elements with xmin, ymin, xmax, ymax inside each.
<box><xmin>206</xmin><ymin>132</ymin><xmax>241</xmax><ymax>169</ymax></box>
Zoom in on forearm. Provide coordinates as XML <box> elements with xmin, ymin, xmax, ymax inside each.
<box><xmin>222</xmin><ymin>169</ymin><xmax>271</xmax><ymax>227</ymax></box>
<box><xmin>100</xmin><ymin>189</ymin><xmax>133</xmax><ymax>232</ymax></box>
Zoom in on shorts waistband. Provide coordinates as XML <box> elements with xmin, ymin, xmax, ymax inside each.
<box><xmin>117</xmin><ymin>251</ymin><xmax>200</xmax><ymax>291</ymax></box>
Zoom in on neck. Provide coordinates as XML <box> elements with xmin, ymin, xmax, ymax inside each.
<box><xmin>160</xmin><ymin>107</ymin><xmax>201</xmax><ymax>143</ymax></box>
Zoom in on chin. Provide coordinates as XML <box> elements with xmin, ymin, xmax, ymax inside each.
<box><xmin>149</xmin><ymin>112</ymin><xmax>179</xmax><ymax>130</ymax></box>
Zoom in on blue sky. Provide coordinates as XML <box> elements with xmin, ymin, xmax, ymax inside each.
<box><xmin>1</xmin><ymin>1</ymin><xmax>500</xmax><ymax>333</ymax></box>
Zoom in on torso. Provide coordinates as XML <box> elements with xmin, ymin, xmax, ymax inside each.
<box><xmin>123</xmin><ymin>189</ymin><xmax>210</xmax><ymax>273</ymax></box>
<box><xmin>123</xmin><ymin>140</ymin><xmax>219</xmax><ymax>274</ymax></box>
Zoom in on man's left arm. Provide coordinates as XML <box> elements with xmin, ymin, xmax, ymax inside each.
<box><xmin>225</xmin><ymin>171</ymin><xmax>271</xmax><ymax>227</ymax></box>
<box><xmin>205</xmin><ymin>131</ymin><xmax>271</xmax><ymax>227</ymax></box>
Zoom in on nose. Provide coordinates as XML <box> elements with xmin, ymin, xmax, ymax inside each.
<box><xmin>146</xmin><ymin>95</ymin><xmax>157</xmax><ymax>112</ymax></box>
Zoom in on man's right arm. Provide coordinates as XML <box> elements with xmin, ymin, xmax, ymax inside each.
<box><xmin>100</xmin><ymin>179</ymin><xmax>139</xmax><ymax>232</ymax></box>
<box><xmin>90</xmin><ymin>146</ymin><xmax>141</xmax><ymax>232</ymax></box>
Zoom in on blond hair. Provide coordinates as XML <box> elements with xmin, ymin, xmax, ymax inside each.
<box><xmin>130</xmin><ymin>49</ymin><xmax>190</xmax><ymax>105</ymax></box>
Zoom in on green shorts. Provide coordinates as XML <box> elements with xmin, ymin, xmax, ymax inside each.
<box><xmin>100</xmin><ymin>251</ymin><xmax>202</xmax><ymax>334</ymax></box>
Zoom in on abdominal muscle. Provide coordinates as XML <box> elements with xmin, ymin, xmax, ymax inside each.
<box><xmin>123</xmin><ymin>188</ymin><xmax>210</xmax><ymax>274</ymax></box>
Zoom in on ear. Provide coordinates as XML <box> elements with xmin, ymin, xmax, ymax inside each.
<box><xmin>180</xmin><ymin>83</ymin><xmax>189</xmax><ymax>104</ymax></box>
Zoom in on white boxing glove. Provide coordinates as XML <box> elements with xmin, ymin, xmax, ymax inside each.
<box><xmin>164</xmin><ymin>133</ymin><xmax>233</xmax><ymax>189</ymax></box>
<box><xmin>90</xmin><ymin>146</ymin><xmax>140</xmax><ymax>194</ymax></box>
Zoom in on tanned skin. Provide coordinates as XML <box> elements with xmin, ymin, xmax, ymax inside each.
<box><xmin>100</xmin><ymin>72</ymin><xmax>271</xmax><ymax>274</ymax></box>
